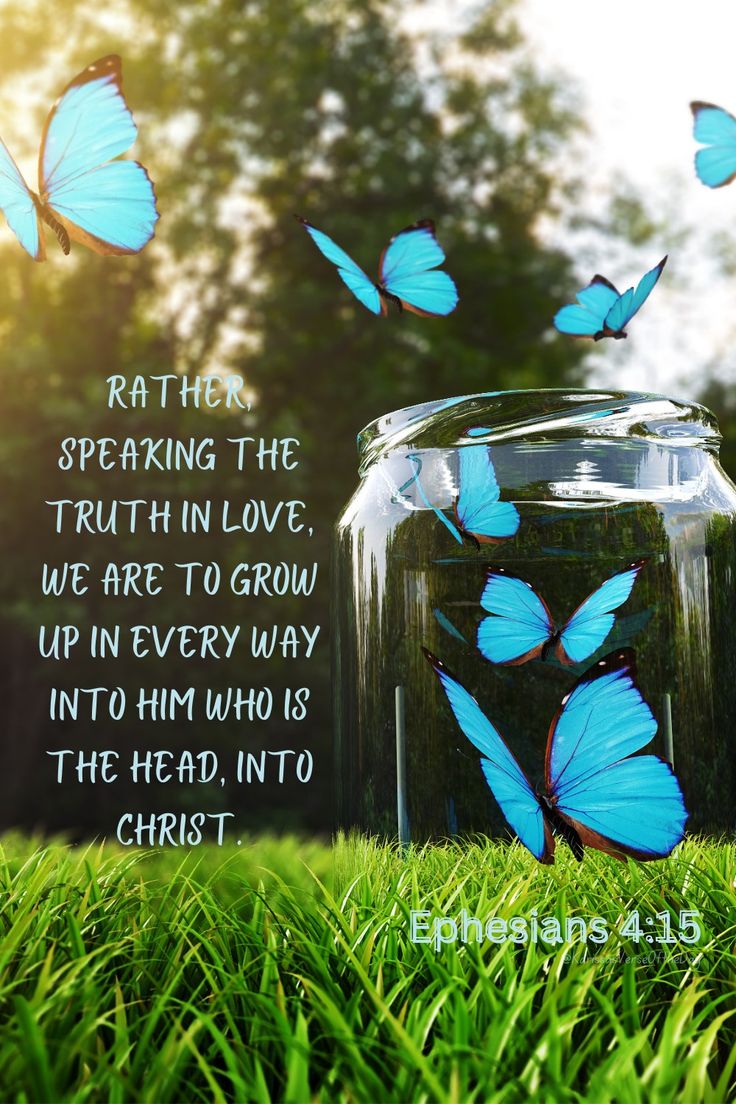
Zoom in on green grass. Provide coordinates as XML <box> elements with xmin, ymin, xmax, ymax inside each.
<box><xmin>0</xmin><ymin>834</ymin><xmax>733</xmax><ymax>1102</ymax></box>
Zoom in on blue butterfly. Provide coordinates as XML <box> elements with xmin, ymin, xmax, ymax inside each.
<box><xmin>691</xmin><ymin>101</ymin><xmax>736</xmax><ymax>188</ymax></box>
<box><xmin>0</xmin><ymin>55</ymin><xmax>159</xmax><ymax>261</ymax></box>
<box><xmin>477</xmin><ymin>561</ymin><xmax>646</xmax><ymax>666</ymax></box>
<box><xmin>296</xmin><ymin>216</ymin><xmax>458</xmax><ymax>316</ymax></box>
<box><xmin>407</xmin><ymin>447</ymin><xmax>520</xmax><ymax>547</ymax></box>
<box><xmin>423</xmin><ymin>647</ymin><xmax>687</xmax><ymax>864</ymax></box>
<box><xmin>554</xmin><ymin>257</ymin><xmax>667</xmax><ymax>340</ymax></box>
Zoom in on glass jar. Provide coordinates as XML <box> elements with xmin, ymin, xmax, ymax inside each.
<box><xmin>333</xmin><ymin>390</ymin><xmax>736</xmax><ymax>843</ymax></box>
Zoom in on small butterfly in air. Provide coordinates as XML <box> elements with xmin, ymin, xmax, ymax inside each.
<box><xmin>0</xmin><ymin>55</ymin><xmax>159</xmax><ymax>260</ymax></box>
<box><xmin>476</xmin><ymin>560</ymin><xmax>647</xmax><ymax>666</ymax></box>
<box><xmin>423</xmin><ymin>647</ymin><xmax>687</xmax><ymax>864</ymax></box>
<box><xmin>553</xmin><ymin>256</ymin><xmax>667</xmax><ymax>341</ymax></box>
<box><xmin>407</xmin><ymin>447</ymin><xmax>519</xmax><ymax>547</ymax></box>
<box><xmin>295</xmin><ymin>216</ymin><xmax>458</xmax><ymax>316</ymax></box>
<box><xmin>690</xmin><ymin>101</ymin><xmax>736</xmax><ymax>188</ymax></box>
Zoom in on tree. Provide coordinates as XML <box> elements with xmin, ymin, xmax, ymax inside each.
<box><xmin>0</xmin><ymin>0</ymin><xmax>592</xmax><ymax>833</ymax></box>
<box><xmin>698</xmin><ymin>380</ymin><xmax>736</xmax><ymax>479</ymax></box>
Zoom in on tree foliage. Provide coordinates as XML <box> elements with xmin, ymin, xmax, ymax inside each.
<box><xmin>0</xmin><ymin>0</ymin><xmax>600</xmax><ymax>832</ymax></box>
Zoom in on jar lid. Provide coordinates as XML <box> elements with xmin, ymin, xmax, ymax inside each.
<box><xmin>357</xmin><ymin>389</ymin><xmax>720</xmax><ymax>473</ymax></box>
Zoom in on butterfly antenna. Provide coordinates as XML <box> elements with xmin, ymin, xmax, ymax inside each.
<box><xmin>40</xmin><ymin>208</ymin><xmax>70</xmax><ymax>255</ymax></box>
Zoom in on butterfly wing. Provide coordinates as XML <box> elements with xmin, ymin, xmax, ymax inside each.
<box><xmin>297</xmin><ymin>217</ymin><xmax>382</xmax><ymax>315</ymax></box>
<box><xmin>380</xmin><ymin>219</ymin><xmax>458</xmax><ymax>316</ymax></box>
<box><xmin>477</xmin><ymin>568</ymin><xmax>553</xmax><ymax>665</ymax></box>
<box><xmin>0</xmin><ymin>139</ymin><xmax>44</xmax><ymax>260</ymax></box>
<box><xmin>556</xmin><ymin>757</ymin><xmax>686</xmax><ymax>862</ymax></box>
<box><xmin>424</xmin><ymin>649</ymin><xmax>553</xmax><ymax>862</ymax></box>
<box><xmin>603</xmin><ymin>257</ymin><xmax>667</xmax><ymax>334</ymax></box>
<box><xmin>558</xmin><ymin>560</ymin><xmax>646</xmax><ymax>665</ymax></box>
<box><xmin>384</xmin><ymin>270</ymin><xmax>458</xmax><ymax>316</ymax></box>
<box><xmin>39</xmin><ymin>54</ymin><xmax>159</xmax><ymax>255</ymax></box>
<box><xmin>455</xmin><ymin>445</ymin><xmax>520</xmax><ymax>543</ymax></box>
<box><xmin>553</xmin><ymin>275</ymin><xmax>619</xmax><ymax>337</ymax></box>
<box><xmin>546</xmin><ymin>650</ymin><xmax>687</xmax><ymax>860</ymax></box>
<box><xmin>691</xmin><ymin>101</ymin><xmax>736</xmax><ymax>188</ymax></box>
<box><xmin>46</xmin><ymin>162</ymin><xmax>158</xmax><ymax>255</ymax></box>
<box><xmin>433</xmin><ymin>607</ymin><xmax>469</xmax><ymax>644</ymax></box>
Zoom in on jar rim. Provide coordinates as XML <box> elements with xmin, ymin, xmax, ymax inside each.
<box><xmin>356</xmin><ymin>388</ymin><xmax>720</xmax><ymax>473</ymax></box>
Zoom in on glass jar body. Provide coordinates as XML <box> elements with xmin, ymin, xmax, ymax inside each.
<box><xmin>333</xmin><ymin>391</ymin><xmax>736</xmax><ymax>841</ymax></box>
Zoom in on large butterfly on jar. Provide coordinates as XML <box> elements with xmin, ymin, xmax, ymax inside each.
<box><xmin>296</xmin><ymin>216</ymin><xmax>458</xmax><ymax>316</ymax></box>
<box><xmin>424</xmin><ymin>647</ymin><xmax>687</xmax><ymax>864</ymax></box>
<box><xmin>0</xmin><ymin>55</ymin><xmax>159</xmax><ymax>260</ymax></box>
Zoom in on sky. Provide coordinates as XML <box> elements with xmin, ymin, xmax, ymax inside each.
<box><xmin>519</xmin><ymin>0</ymin><xmax>736</xmax><ymax>397</ymax></box>
<box><xmin>407</xmin><ymin>0</ymin><xmax>736</xmax><ymax>400</ymax></box>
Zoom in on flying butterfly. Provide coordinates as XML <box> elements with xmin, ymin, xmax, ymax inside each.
<box><xmin>690</xmin><ymin>101</ymin><xmax>736</xmax><ymax>188</ymax></box>
<box><xmin>477</xmin><ymin>560</ymin><xmax>646</xmax><ymax>666</ymax></box>
<box><xmin>296</xmin><ymin>216</ymin><xmax>458</xmax><ymax>316</ymax></box>
<box><xmin>423</xmin><ymin>647</ymin><xmax>687</xmax><ymax>864</ymax></box>
<box><xmin>406</xmin><ymin>447</ymin><xmax>520</xmax><ymax>547</ymax></box>
<box><xmin>0</xmin><ymin>55</ymin><xmax>159</xmax><ymax>260</ymax></box>
<box><xmin>553</xmin><ymin>256</ymin><xmax>667</xmax><ymax>340</ymax></box>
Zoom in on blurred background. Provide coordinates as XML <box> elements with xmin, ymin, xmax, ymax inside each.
<box><xmin>0</xmin><ymin>0</ymin><xmax>734</xmax><ymax>836</ymax></box>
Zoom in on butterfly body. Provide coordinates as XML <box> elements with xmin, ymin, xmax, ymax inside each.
<box><xmin>374</xmin><ymin>282</ymin><xmax>403</xmax><ymax>315</ymax></box>
<box><xmin>554</xmin><ymin>260</ymin><xmax>667</xmax><ymax>341</ymax></box>
<box><xmin>540</xmin><ymin>628</ymin><xmax>562</xmax><ymax>663</ymax></box>
<box><xmin>29</xmin><ymin>191</ymin><xmax>70</xmax><ymax>255</ymax></box>
<box><xmin>423</xmin><ymin>647</ymin><xmax>687</xmax><ymax>864</ymax></box>
<box><xmin>477</xmin><ymin>561</ymin><xmax>647</xmax><ymax>667</ymax></box>
<box><xmin>596</xmin><ymin>323</ymin><xmax>627</xmax><ymax>343</ymax></box>
<box><xmin>536</xmin><ymin>792</ymin><xmax>584</xmax><ymax>861</ymax></box>
<box><xmin>296</xmin><ymin>216</ymin><xmax>458</xmax><ymax>317</ymax></box>
<box><xmin>0</xmin><ymin>55</ymin><xmax>158</xmax><ymax>260</ymax></box>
